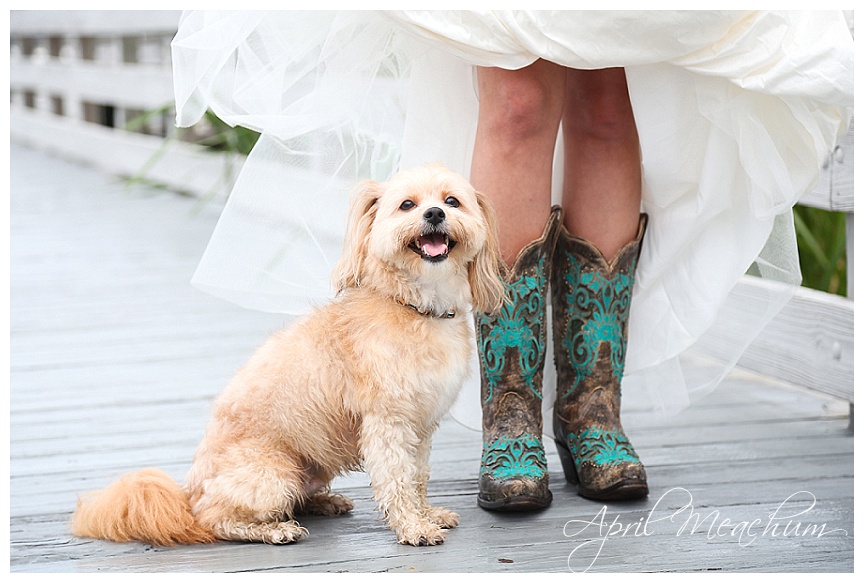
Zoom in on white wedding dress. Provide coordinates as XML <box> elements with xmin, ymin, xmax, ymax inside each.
<box><xmin>170</xmin><ymin>11</ymin><xmax>853</xmax><ymax>423</ymax></box>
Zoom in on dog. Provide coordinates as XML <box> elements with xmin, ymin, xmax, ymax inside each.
<box><xmin>70</xmin><ymin>164</ymin><xmax>505</xmax><ymax>547</ymax></box>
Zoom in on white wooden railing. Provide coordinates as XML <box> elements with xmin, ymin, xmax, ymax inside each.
<box><xmin>9</xmin><ymin>10</ymin><xmax>243</xmax><ymax>200</ymax></box>
<box><xmin>10</xmin><ymin>10</ymin><xmax>854</xmax><ymax>414</ymax></box>
<box><xmin>724</xmin><ymin>124</ymin><xmax>854</xmax><ymax>411</ymax></box>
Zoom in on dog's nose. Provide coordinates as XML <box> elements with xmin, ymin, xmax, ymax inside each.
<box><xmin>423</xmin><ymin>207</ymin><xmax>446</xmax><ymax>225</ymax></box>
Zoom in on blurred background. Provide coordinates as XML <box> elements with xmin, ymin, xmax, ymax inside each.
<box><xmin>9</xmin><ymin>10</ymin><xmax>257</xmax><ymax>203</ymax></box>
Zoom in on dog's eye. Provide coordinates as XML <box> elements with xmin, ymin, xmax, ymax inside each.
<box><xmin>444</xmin><ymin>196</ymin><xmax>461</xmax><ymax>208</ymax></box>
<box><xmin>400</xmin><ymin>200</ymin><xmax>416</xmax><ymax>211</ymax></box>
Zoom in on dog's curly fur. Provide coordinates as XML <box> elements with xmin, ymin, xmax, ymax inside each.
<box><xmin>70</xmin><ymin>164</ymin><xmax>505</xmax><ymax>547</ymax></box>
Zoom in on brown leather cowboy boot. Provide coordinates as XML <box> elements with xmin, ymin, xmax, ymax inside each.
<box><xmin>551</xmin><ymin>214</ymin><xmax>649</xmax><ymax>501</ymax></box>
<box><xmin>475</xmin><ymin>207</ymin><xmax>561</xmax><ymax>511</ymax></box>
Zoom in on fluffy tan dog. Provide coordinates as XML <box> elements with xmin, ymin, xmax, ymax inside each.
<box><xmin>70</xmin><ymin>164</ymin><xmax>505</xmax><ymax>547</ymax></box>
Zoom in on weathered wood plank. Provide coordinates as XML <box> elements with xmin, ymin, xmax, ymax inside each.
<box><xmin>12</xmin><ymin>60</ymin><xmax>175</xmax><ymax>111</ymax></box>
<box><xmin>798</xmin><ymin>120</ymin><xmax>854</xmax><ymax>213</ymax></box>
<box><xmin>696</xmin><ymin>276</ymin><xmax>854</xmax><ymax>403</ymax></box>
<box><xmin>12</xmin><ymin>478</ymin><xmax>853</xmax><ymax>573</ymax></box>
<box><xmin>10</xmin><ymin>10</ymin><xmax>182</xmax><ymax>34</ymax></box>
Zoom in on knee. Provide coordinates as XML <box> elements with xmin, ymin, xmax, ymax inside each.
<box><xmin>564</xmin><ymin>73</ymin><xmax>637</xmax><ymax>142</ymax></box>
<box><xmin>570</xmin><ymin>102</ymin><xmax>637</xmax><ymax>142</ymax></box>
<box><xmin>479</xmin><ymin>73</ymin><xmax>563</xmax><ymax>142</ymax></box>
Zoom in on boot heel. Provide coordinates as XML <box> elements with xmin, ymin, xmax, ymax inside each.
<box><xmin>555</xmin><ymin>440</ymin><xmax>580</xmax><ymax>486</ymax></box>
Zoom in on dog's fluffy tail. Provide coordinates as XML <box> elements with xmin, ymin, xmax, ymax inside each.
<box><xmin>70</xmin><ymin>468</ymin><xmax>214</xmax><ymax>546</ymax></box>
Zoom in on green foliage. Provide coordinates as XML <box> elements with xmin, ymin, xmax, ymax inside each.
<box><xmin>194</xmin><ymin>110</ymin><xmax>260</xmax><ymax>156</ymax></box>
<box><xmin>793</xmin><ymin>205</ymin><xmax>848</xmax><ymax>296</ymax></box>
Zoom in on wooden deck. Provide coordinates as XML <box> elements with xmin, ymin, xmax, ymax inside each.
<box><xmin>8</xmin><ymin>144</ymin><xmax>854</xmax><ymax>573</ymax></box>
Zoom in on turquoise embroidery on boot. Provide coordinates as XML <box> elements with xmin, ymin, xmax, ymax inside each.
<box><xmin>480</xmin><ymin>434</ymin><xmax>548</xmax><ymax>480</ymax></box>
<box><xmin>477</xmin><ymin>257</ymin><xmax>547</xmax><ymax>401</ymax></box>
<box><xmin>560</xmin><ymin>253</ymin><xmax>636</xmax><ymax>398</ymax></box>
<box><xmin>568</xmin><ymin>427</ymin><xmax>640</xmax><ymax>467</ymax></box>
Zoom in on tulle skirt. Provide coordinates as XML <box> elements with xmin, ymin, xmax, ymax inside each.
<box><xmin>171</xmin><ymin>10</ymin><xmax>853</xmax><ymax>424</ymax></box>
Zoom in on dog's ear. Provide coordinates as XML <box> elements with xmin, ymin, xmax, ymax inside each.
<box><xmin>468</xmin><ymin>190</ymin><xmax>506</xmax><ymax>313</ymax></box>
<box><xmin>332</xmin><ymin>179</ymin><xmax>382</xmax><ymax>294</ymax></box>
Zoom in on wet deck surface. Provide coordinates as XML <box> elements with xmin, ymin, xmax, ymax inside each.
<box><xmin>9</xmin><ymin>145</ymin><xmax>854</xmax><ymax>573</ymax></box>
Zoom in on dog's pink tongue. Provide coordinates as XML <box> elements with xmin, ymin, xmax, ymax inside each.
<box><xmin>421</xmin><ymin>234</ymin><xmax>448</xmax><ymax>257</ymax></box>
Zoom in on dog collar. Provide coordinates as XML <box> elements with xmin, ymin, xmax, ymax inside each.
<box><xmin>394</xmin><ymin>297</ymin><xmax>457</xmax><ymax>319</ymax></box>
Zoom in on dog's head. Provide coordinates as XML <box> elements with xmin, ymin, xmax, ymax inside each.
<box><xmin>332</xmin><ymin>164</ymin><xmax>505</xmax><ymax>313</ymax></box>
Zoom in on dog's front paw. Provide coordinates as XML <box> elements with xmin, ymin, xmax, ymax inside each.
<box><xmin>396</xmin><ymin>520</ymin><xmax>448</xmax><ymax>546</ymax></box>
<box><xmin>427</xmin><ymin>506</ymin><xmax>459</xmax><ymax>529</ymax></box>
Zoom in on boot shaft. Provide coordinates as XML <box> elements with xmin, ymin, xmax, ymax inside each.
<box><xmin>551</xmin><ymin>214</ymin><xmax>648</xmax><ymax>420</ymax></box>
<box><xmin>476</xmin><ymin>207</ymin><xmax>562</xmax><ymax>431</ymax></box>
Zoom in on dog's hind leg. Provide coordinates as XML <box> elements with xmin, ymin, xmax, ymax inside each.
<box><xmin>190</xmin><ymin>448</ymin><xmax>310</xmax><ymax>544</ymax></box>
<box><xmin>212</xmin><ymin>519</ymin><xmax>308</xmax><ymax>544</ymax></box>
<box><xmin>297</xmin><ymin>488</ymin><xmax>354</xmax><ymax>516</ymax></box>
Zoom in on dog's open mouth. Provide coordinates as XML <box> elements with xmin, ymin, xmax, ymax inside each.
<box><xmin>409</xmin><ymin>232</ymin><xmax>457</xmax><ymax>263</ymax></box>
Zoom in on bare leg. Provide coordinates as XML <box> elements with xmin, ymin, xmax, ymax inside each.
<box><xmin>561</xmin><ymin>67</ymin><xmax>642</xmax><ymax>260</ymax></box>
<box><xmin>470</xmin><ymin>59</ymin><xmax>566</xmax><ymax>265</ymax></box>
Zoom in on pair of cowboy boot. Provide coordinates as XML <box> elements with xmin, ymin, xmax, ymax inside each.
<box><xmin>476</xmin><ymin>207</ymin><xmax>648</xmax><ymax>511</ymax></box>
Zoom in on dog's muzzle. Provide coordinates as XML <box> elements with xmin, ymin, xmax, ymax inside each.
<box><xmin>409</xmin><ymin>207</ymin><xmax>457</xmax><ymax>263</ymax></box>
